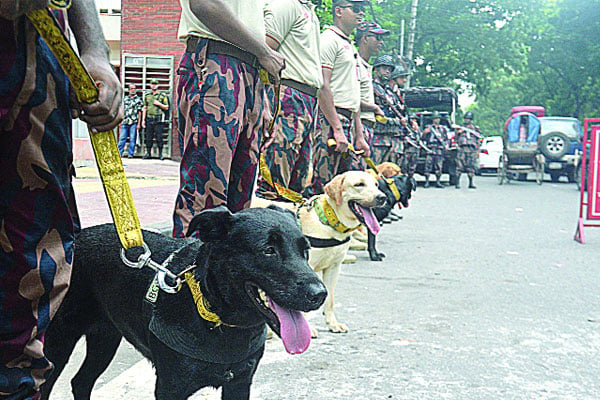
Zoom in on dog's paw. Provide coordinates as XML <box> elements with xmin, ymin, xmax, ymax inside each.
<box><xmin>310</xmin><ymin>327</ymin><xmax>319</xmax><ymax>338</ymax></box>
<box><xmin>327</xmin><ymin>322</ymin><xmax>349</xmax><ymax>333</ymax></box>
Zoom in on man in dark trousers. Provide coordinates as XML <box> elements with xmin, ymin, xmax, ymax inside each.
<box><xmin>141</xmin><ymin>78</ymin><xmax>169</xmax><ymax>160</ymax></box>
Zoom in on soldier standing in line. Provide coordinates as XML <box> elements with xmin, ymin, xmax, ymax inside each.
<box><xmin>371</xmin><ymin>54</ymin><xmax>398</xmax><ymax>164</ymax></box>
<box><xmin>141</xmin><ymin>78</ymin><xmax>169</xmax><ymax>160</ymax></box>
<box><xmin>388</xmin><ymin>63</ymin><xmax>411</xmax><ymax>166</ymax></box>
<box><xmin>173</xmin><ymin>0</ymin><xmax>285</xmax><ymax>238</ymax></box>
<box><xmin>305</xmin><ymin>0</ymin><xmax>371</xmax><ymax>197</ymax></box>
<box><xmin>455</xmin><ymin>111</ymin><xmax>482</xmax><ymax>189</ymax></box>
<box><xmin>423</xmin><ymin>110</ymin><xmax>448</xmax><ymax>188</ymax></box>
<box><xmin>403</xmin><ymin>112</ymin><xmax>422</xmax><ymax>179</ymax></box>
<box><xmin>255</xmin><ymin>0</ymin><xmax>323</xmax><ymax>201</ymax></box>
<box><xmin>354</xmin><ymin>21</ymin><xmax>388</xmax><ymax>170</ymax></box>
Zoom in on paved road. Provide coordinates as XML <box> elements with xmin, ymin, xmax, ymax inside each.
<box><xmin>49</xmin><ymin>175</ymin><xmax>600</xmax><ymax>399</ymax></box>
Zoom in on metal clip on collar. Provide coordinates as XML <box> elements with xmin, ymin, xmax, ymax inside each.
<box><xmin>120</xmin><ymin>243</ymin><xmax>182</xmax><ymax>294</ymax></box>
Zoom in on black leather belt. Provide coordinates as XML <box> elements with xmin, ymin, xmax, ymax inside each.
<box><xmin>281</xmin><ymin>78</ymin><xmax>318</xmax><ymax>98</ymax></box>
<box><xmin>361</xmin><ymin>119</ymin><xmax>375</xmax><ymax>128</ymax></box>
<box><xmin>335</xmin><ymin>107</ymin><xmax>353</xmax><ymax>120</ymax></box>
<box><xmin>186</xmin><ymin>37</ymin><xmax>259</xmax><ymax>68</ymax></box>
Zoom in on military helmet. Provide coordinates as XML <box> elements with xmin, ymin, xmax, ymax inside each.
<box><xmin>373</xmin><ymin>54</ymin><xmax>395</xmax><ymax>68</ymax></box>
<box><xmin>464</xmin><ymin>111</ymin><xmax>474</xmax><ymax>120</ymax></box>
<box><xmin>390</xmin><ymin>64</ymin><xmax>410</xmax><ymax>79</ymax></box>
<box><xmin>431</xmin><ymin>110</ymin><xmax>441</xmax><ymax>119</ymax></box>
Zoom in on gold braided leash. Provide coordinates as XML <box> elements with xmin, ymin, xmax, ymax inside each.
<box><xmin>258</xmin><ymin>154</ymin><xmax>305</xmax><ymax>204</ymax></box>
<box><xmin>28</xmin><ymin>8</ymin><xmax>143</xmax><ymax>250</ymax></box>
<box><xmin>28</xmin><ymin>8</ymin><xmax>184</xmax><ymax>293</ymax></box>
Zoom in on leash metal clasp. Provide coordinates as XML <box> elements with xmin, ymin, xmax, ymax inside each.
<box><xmin>120</xmin><ymin>243</ymin><xmax>182</xmax><ymax>294</ymax></box>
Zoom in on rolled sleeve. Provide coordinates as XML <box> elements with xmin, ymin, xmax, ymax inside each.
<box><xmin>320</xmin><ymin>34</ymin><xmax>338</xmax><ymax>70</ymax></box>
<box><xmin>264</xmin><ymin>0</ymin><xmax>297</xmax><ymax>46</ymax></box>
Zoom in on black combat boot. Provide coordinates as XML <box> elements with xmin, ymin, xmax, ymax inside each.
<box><xmin>158</xmin><ymin>148</ymin><xmax>164</xmax><ymax>160</ymax></box>
<box><xmin>435</xmin><ymin>176</ymin><xmax>444</xmax><ymax>188</ymax></box>
<box><xmin>143</xmin><ymin>145</ymin><xmax>152</xmax><ymax>159</ymax></box>
<box><xmin>455</xmin><ymin>174</ymin><xmax>461</xmax><ymax>189</ymax></box>
<box><xmin>468</xmin><ymin>176</ymin><xmax>476</xmax><ymax>189</ymax></box>
<box><xmin>424</xmin><ymin>176</ymin><xmax>430</xmax><ymax>188</ymax></box>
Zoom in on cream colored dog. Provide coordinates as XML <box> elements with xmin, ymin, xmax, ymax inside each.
<box><xmin>298</xmin><ymin>171</ymin><xmax>386</xmax><ymax>335</ymax></box>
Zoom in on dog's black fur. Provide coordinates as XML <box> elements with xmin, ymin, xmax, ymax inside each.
<box><xmin>369</xmin><ymin>175</ymin><xmax>416</xmax><ymax>261</ymax></box>
<box><xmin>40</xmin><ymin>206</ymin><xmax>326</xmax><ymax>400</ymax></box>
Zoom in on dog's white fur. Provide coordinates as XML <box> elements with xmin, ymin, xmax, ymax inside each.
<box><xmin>297</xmin><ymin>171</ymin><xmax>383</xmax><ymax>335</ymax></box>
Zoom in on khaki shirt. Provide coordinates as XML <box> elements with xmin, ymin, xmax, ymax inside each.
<box><xmin>359</xmin><ymin>57</ymin><xmax>375</xmax><ymax>123</ymax></box>
<box><xmin>144</xmin><ymin>92</ymin><xmax>169</xmax><ymax>118</ymax></box>
<box><xmin>320</xmin><ymin>26</ymin><xmax>361</xmax><ymax>113</ymax></box>
<box><xmin>264</xmin><ymin>0</ymin><xmax>322</xmax><ymax>90</ymax></box>
<box><xmin>178</xmin><ymin>0</ymin><xmax>266</xmax><ymax>47</ymax></box>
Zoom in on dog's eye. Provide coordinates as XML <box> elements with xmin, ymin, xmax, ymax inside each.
<box><xmin>264</xmin><ymin>246</ymin><xmax>277</xmax><ymax>256</ymax></box>
<box><xmin>354</xmin><ymin>182</ymin><xmax>365</xmax><ymax>187</ymax></box>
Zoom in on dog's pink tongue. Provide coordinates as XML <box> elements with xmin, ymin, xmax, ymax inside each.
<box><xmin>358</xmin><ymin>204</ymin><xmax>380</xmax><ymax>235</ymax></box>
<box><xmin>267</xmin><ymin>298</ymin><xmax>311</xmax><ymax>355</ymax></box>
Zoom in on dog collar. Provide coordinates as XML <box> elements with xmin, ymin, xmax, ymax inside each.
<box><xmin>314</xmin><ymin>197</ymin><xmax>361</xmax><ymax>234</ymax></box>
<box><xmin>386</xmin><ymin>178</ymin><xmax>402</xmax><ymax>202</ymax></box>
<box><xmin>184</xmin><ymin>271</ymin><xmax>223</xmax><ymax>327</ymax></box>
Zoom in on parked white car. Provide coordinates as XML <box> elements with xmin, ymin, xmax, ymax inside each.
<box><xmin>478</xmin><ymin>136</ymin><xmax>503</xmax><ymax>173</ymax></box>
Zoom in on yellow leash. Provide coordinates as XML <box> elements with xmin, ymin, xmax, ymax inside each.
<box><xmin>257</xmin><ymin>71</ymin><xmax>306</xmax><ymax>204</ymax></box>
<box><xmin>28</xmin><ymin>7</ymin><xmax>182</xmax><ymax>293</ymax></box>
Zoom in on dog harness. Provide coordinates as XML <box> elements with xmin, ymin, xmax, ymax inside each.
<box><xmin>304</xmin><ymin>235</ymin><xmax>351</xmax><ymax>248</ymax></box>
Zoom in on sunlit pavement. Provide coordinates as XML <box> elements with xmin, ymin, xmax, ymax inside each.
<box><xmin>50</xmin><ymin>173</ymin><xmax>600</xmax><ymax>399</ymax></box>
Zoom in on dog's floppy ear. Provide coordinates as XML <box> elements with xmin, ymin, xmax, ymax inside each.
<box><xmin>186</xmin><ymin>205</ymin><xmax>234</xmax><ymax>241</ymax></box>
<box><xmin>324</xmin><ymin>174</ymin><xmax>345</xmax><ymax>206</ymax></box>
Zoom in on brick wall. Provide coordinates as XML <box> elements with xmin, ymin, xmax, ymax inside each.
<box><xmin>121</xmin><ymin>0</ymin><xmax>184</xmax><ymax>160</ymax></box>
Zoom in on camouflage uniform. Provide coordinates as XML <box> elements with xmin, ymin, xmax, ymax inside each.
<box><xmin>255</xmin><ymin>85</ymin><xmax>318</xmax><ymax>200</ymax></box>
<box><xmin>402</xmin><ymin>122</ymin><xmax>421</xmax><ymax>178</ymax></box>
<box><xmin>456</xmin><ymin>122</ymin><xmax>481</xmax><ymax>187</ymax></box>
<box><xmin>255</xmin><ymin>0</ymin><xmax>321</xmax><ymax>201</ymax></box>
<box><xmin>1</xmin><ymin>14</ymin><xmax>77</xmax><ymax>398</ymax></box>
<box><xmin>371</xmin><ymin>77</ymin><xmax>397</xmax><ymax>164</ymax></box>
<box><xmin>424</xmin><ymin>124</ymin><xmax>448</xmax><ymax>179</ymax></box>
<box><xmin>389</xmin><ymin>85</ymin><xmax>407</xmax><ymax>166</ymax></box>
<box><xmin>173</xmin><ymin>38</ymin><xmax>265</xmax><ymax>238</ymax></box>
<box><xmin>305</xmin><ymin>112</ymin><xmax>354</xmax><ymax>197</ymax></box>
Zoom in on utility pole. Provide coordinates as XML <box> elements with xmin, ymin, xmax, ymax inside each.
<box><xmin>405</xmin><ymin>0</ymin><xmax>419</xmax><ymax>88</ymax></box>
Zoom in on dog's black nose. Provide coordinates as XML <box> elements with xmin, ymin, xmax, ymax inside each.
<box><xmin>305</xmin><ymin>282</ymin><xmax>327</xmax><ymax>307</ymax></box>
<box><xmin>376</xmin><ymin>193</ymin><xmax>387</xmax><ymax>206</ymax></box>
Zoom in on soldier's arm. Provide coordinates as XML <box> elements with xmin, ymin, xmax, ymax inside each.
<box><xmin>189</xmin><ymin>0</ymin><xmax>285</xmax><ymax>80</ymax></box>
<box><xmin>69</xmin><ymin>0</ymin><xmax>123</xmax><ymax>132</ymax></box>
<box><xmin>153</xmin><ymin>95</ymin><xmax>169</xmax><ymax>111</ymax></box>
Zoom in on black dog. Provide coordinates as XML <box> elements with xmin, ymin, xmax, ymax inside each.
<box><xmin>368</xmin><ymin>175</ymin><xmax>416</xmax><ymax>261</ymax></box>
<box><xmin>40</xmin><ymin>206</ymin><xmax>327</xmax><ymax>400</ymax></box>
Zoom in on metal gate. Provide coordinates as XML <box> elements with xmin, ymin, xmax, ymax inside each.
<box><xmin>121</xmin><ymin>54</ymin><xmax>174</xmax><ymax>158</ymax></box>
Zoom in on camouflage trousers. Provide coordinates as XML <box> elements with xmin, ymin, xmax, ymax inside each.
<box><xmin>173</xmin><ymin>38</ymin><xmax>265</xmax><ymax>238</ymax></box>
<box><xmin>255</xmin><ymin>85</ymin><xmax>317</xmax><ymax>201</ymax></box>
<box><xmin>402</xmin><ymin>145</ymin><xmax>419</xmax><ymax>177</ymax></box>
<box><xmin>352</xmin><ymin>124</ymin><xmax>374</xmax><ymax>170</ymax></box>
<box><xmin>371</xmin><ymin>133</ymin><xmax>393</xmax><ymax>165</ymax></box>
<box><xmin>457</xmin><ymin>146</ymin><xmax>478</xmax><ymax>177</ymax></box>
<box><xmin>388</xmin><ymin>136</ymin><xmax>403</xmax><ymax>166</ymax></box>
<box><xmin>304</xmin><ymin>113</ymin><xmax>354</xmax><ymax>197</ymax></box>
<box><xmin>425</xmin><ymin>147</ymin><xmax>445</xmax><ymax>178</ymax></box>
<box><xmin>0</xmin><ymin>18</ymin><xmax>77</xmax><ymax>398</ymax></box>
